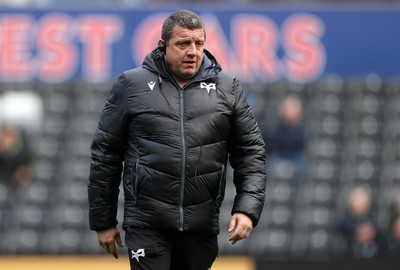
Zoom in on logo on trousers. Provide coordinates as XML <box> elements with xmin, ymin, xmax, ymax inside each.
<box><xmin>131</xmin><ymin>248</ymin><xmax>145</xmax><ymax>262</ymax></box>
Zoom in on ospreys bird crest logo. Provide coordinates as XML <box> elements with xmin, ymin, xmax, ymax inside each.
<box><xmin>200</xmin><ymin>82</ymin><xmax>216</xmax><ymax>94</ymax></box>
<box><xmin>131</xmin><ymin>248</ymin><xmax>145</xmax><ymax>262</ymax></box>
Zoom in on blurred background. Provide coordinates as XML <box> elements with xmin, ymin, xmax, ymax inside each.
<box><xmin>1</xmin><ymin>0</ymin><xmax>400</xmax><ymax>269</ymax></box>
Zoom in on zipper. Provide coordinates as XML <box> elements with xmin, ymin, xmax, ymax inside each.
<box><xmin>162</xmin><ymin>75</ymin><xmax>216</xmax><ymax>230</ymax></box>
<box><xmin>216</xmin><ymin>164</ymin><xmax>226</xmax><ymax>206</ymax></box>
<box><xmin>159</xmin><ymin>72</ymin><xmax>192</xmax><ymax>231</ymax></box>
<box><xmin>179</xmin><ymin>89</ymin><xmax>186</xmax><ymax>231</ymax></box>
<box><xmin>131</xmin><ymin>159</ymin><xmax>139</xmax><ymax>205</ymax></box>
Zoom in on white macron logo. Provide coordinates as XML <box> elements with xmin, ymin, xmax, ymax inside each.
<box><xmin>147</xmin><ymin>81</ymin><xmax>156</xmax><ymax>91</ymax></box>
<box><xmin>131</xmin><ymin>248</ymin><xmax>145</xmax><ymax>262</ymax></box>
<box><xmin>200</xmin><ymin>82</ymin><xmax>216</xmax><ymax>94</ymax></box>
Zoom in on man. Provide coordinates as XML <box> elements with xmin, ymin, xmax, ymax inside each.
<box><xmin>88</xmin><ymin>10</ymin><xmax>266</xmax><ymax>270</ymax></box>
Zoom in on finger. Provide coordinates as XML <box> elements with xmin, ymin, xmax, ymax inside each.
<box><xmin>228</xmin><ymin>230</ymin><xmax>238</xmax><ymax>242</ymax></box>
<box><xmin>239</xmin><ymin>233</ymin><xmax>248</xmax><ymax>239</ymax></box>
<box><xmin>230</xmin><ymin>227</ymin><xmax>252</xmax><ymax>245</ymax></box>
<box><xmin>230</xmin><ymin>232</ymin><xmax>242</xmax><ymax>244</ymax></box>
<box><xmin>230</xmin><ymin>234</ymin><xmax>242</xmax><ymax>245</ymax></box>
<box><xmin>115</xmin><ymin>232</ymin><xmax>124</xmax><ymax>248</ymax></box>
<box><xmin>228</xmin><ymin>216</ymin><xmax>238</xmax><ymax>233</ymax></box>
<box><xmin>232</xmin><ymin>224</ymin><xmax>244</xmax><ymax>237</ymax></box>
<box><xmin>239</xmin><ymin>227</ymin><xmax>251</xmax><ymax>239</ymax></box>
<box><xmin>109</xmin><ymin>244</ymin><xmax>119</xmax><ymax>259</ymax></box>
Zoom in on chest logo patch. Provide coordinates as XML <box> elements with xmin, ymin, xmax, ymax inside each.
<box><xmin>200</xmin><ymin>82</ymin><xmax>216</xmax><ymax>94</ymax></box>
<box><xmin>147</xmin><ymin>81</ymin><xmax>156</xmax><ymax>91</ymax></box>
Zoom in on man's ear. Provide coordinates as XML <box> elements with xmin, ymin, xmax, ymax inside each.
<box><xmin>158</xmin><ymin>39</ymin><xmax>166</xmax><ymax>54</ymax></box>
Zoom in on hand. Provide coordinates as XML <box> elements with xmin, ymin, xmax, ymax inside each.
<box><xmin>228</xmin><ymin>213</ymin><xmax>253</xmax><ymax>245</ymax></box>
<box><xmin>97</xmin><ymin>226</ymin><xmax>124</xmax><ymax>259</ymax></box>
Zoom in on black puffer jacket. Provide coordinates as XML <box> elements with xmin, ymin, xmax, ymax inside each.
<box><xmin>88</xmin><ymin>47</ymin><xmax>266</xmax><ymax>235</ymax></box>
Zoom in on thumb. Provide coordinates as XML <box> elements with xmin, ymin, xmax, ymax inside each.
<box><xmin>116</xmin><ymin>232</ymin><xmax>124</xmax><ymax>248</ymax></box>
<box><xmin>228</xmin><ymin>215</ymin><xmax>238</xmax><ymax>233</ymax></box>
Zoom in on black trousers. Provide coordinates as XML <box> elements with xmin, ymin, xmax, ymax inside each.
<box><xmin>125</xmin><ymin>228</ymin><xmax>218</xmax><ymax>270</ymax></box>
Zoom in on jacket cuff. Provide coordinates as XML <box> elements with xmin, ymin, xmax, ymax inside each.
<box><xmin>89</xmin><ymin>205</ymin><xmax>118</xmax><ymax>231</ymax></box>
<box><xmin>231</xmin><ymin>194</ymin><xmax>264</xmax><ymax>227</ymax></box>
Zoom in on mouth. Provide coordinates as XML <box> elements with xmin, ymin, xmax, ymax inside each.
<box><xmin>184</xmin><ymin>60</ymin><xmax>196</xmax><ymax>65</ymax></box>
<box><xmin>183</xmin><ymin>62</ymin><xmax>196</xmax><ymax>71</ymax></box>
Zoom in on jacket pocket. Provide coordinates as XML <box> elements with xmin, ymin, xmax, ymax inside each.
<box><xmin>131</xmin><ymin>159</ymin><xmax>140</xmax><ymax>205</ymax></box>
<box><xmin>215</xmin><ymin>164</ymin><xmax>226</xmax><ymax>207</ymax></box>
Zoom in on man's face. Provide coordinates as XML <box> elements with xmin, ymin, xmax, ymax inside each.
<box><xmin>164</xmin><ymin>26</ymin><xmax>205</xmax><ymax>86</ymax></box>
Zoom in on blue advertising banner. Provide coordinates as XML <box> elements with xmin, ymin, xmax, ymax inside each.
<box><xmin>0</xmin><ymin>7</ymin><xmax>399</xmax><ymax>83</ymax></box>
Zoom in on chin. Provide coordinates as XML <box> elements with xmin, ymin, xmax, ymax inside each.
<box><xmin>182</xmin><ymin>71</ymin><xmax>196</xmax><ymax>78</ymax></box>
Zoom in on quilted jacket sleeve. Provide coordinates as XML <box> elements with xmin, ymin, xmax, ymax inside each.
<box><xmin>88</xmin><ymin>74</ymin><xmax>129</xmax><ymax>231</ymax></box>
<box><xmin>228</xmin><ymin>77</ymin><xmax>267</xmax><ymax>227</ymax></box>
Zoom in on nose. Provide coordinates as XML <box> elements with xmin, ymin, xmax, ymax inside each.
<box><xmin>187</xmin><ymin>42</ymin><xmax>197</xmax><ymax>55</ymax></box>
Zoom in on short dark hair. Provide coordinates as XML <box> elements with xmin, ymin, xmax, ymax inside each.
<box><xmin>161</xmin><ymin>10</ymin><xmax>205</xmax><ymax>43</ymax></box>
